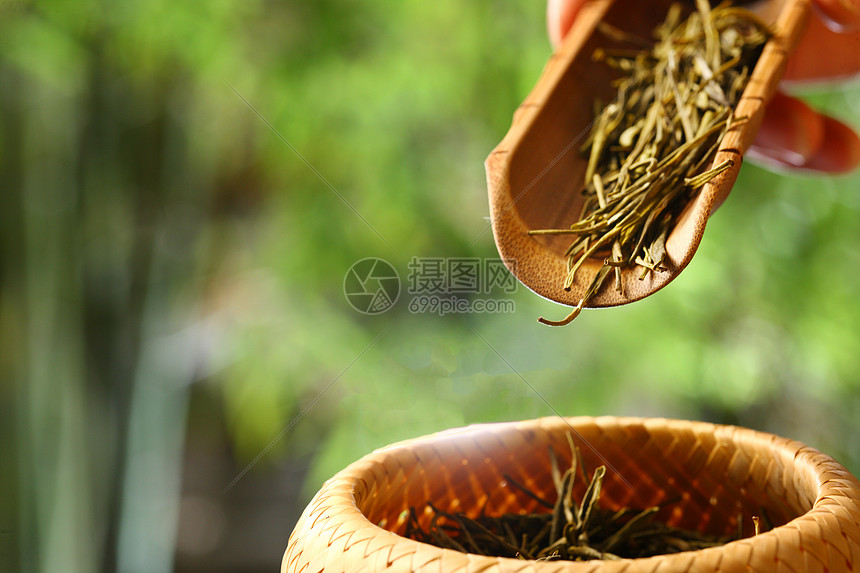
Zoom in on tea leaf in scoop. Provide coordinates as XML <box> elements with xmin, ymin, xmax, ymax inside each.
<box><xmin>532</xmin><ymin>1</ymin><xmax>771</xmax><ymax>325</ymax></box>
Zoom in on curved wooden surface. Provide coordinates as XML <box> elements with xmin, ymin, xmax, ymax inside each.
<box><xmin>485</xmin><ymin>0</ymin><xmax>811</xmax><ymax>308</ymax></box>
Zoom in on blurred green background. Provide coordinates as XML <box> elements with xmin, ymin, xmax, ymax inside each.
<box><xmin>2</xmin><ymin>0</ymin><xmax>860</xmax><ymax>571</ymax></box>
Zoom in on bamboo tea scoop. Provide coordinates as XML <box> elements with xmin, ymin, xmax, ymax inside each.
<box><xmin>485</xmin><ymin>0</ymin><xmax>810</xmax><ymax>314</ymax></box>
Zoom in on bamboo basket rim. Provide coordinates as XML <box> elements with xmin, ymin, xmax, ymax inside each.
<box><xmin>284</xmin><ymin>416</ymin><xmax>860</xmax><ymax>572</ymax></box>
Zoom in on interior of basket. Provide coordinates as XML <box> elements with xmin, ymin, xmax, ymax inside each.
<box><xmin>354</xmin><ymin>419</ymin><xmax>818</xmax><ymax>542</ymax></box>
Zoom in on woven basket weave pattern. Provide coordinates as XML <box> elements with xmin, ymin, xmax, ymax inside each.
<box><xmin>284</xmin><ymin>417</ymin><xmax>860</xmax><ymax>572</ymax></box>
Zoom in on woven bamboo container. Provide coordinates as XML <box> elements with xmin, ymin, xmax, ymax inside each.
<box><xmin>284</xmin><ymin>417</ymin><xmax>860</xmax><ymax>572</ymax></box>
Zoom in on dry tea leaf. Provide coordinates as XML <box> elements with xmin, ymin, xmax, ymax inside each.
<box><xmin>532</xmin><ymin>0</ymin><xmax>770</xmax><ymax>326</ymax></box>
<box><xmin>405</xmin><ymin>436</ymin><xmax>764</xmax><ymax>561</ymax></box>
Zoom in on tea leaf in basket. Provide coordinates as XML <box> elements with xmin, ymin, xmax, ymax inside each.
<box><xmin>404</xmin><ymin>437</ymin><xmax>768</xmax><ymax>561</ymax></box>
